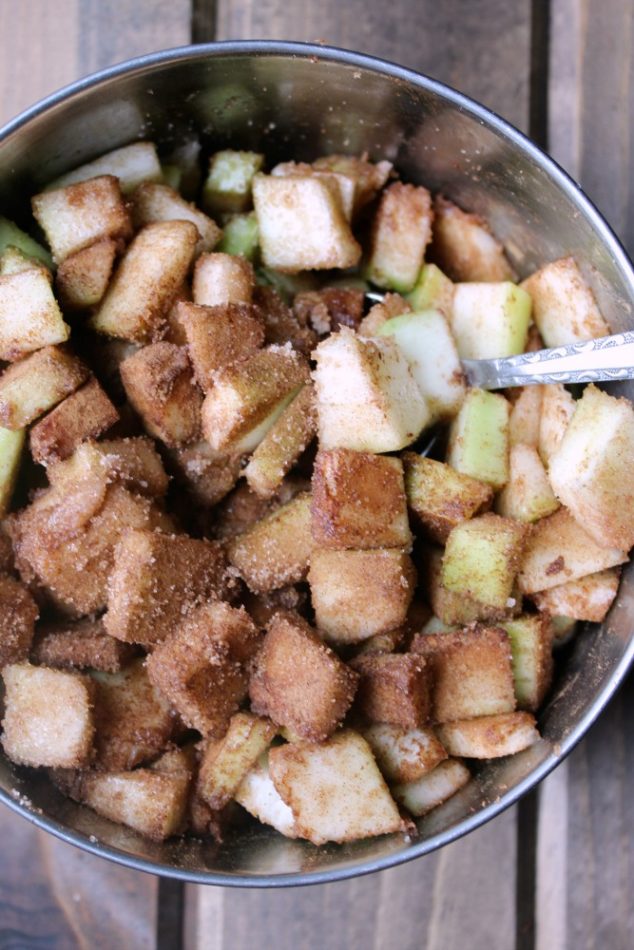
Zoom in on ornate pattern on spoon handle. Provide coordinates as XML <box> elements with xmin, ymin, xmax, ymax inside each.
<box><xmin>462</xmin><ymin>331</ymin><xmax>634</xmax><ymax>389</ymax></box>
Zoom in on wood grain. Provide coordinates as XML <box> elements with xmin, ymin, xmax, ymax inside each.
<box><xmin>214</xmin><ymin>0</ymin><xmax>533</xmax><ymax>132</ymax></box>
<box><xmin>0</xmin><ymin>0</ymin><xmax>80</xmax><ymax>124</ymax></box>
<box><xmin>536</xmin><ymin>4</ymin><xmax>634</xmax><ymax>947</ymax></box>
<box><xmin>0</xmin><ymin>5</ymin><xmax>194</xmax><ymax>949</ymax></box>
<box><xmin>548</xmin><ymin>0</ymin><xmax>634</xmax><ymax>249</ymax></box>
<box><xmin>186</xmin><ymin>805</ymin><xmax>518</xmax><ymax>950</ymax></box>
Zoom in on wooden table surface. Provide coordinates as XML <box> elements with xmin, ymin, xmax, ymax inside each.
<box><xmin>0</xmin><ymin>1</ymin><xmax>632</xmax><ymax>948</ymax></box>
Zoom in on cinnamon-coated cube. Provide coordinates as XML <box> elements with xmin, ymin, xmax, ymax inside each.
<box><xmin>120</xmin><ymin>342</ymin><xmax>202</xmax><ymax>446</ymax></box>
<box><xmin>177</xmin><ymin>300</ymin><xmax>264</xmax><ymax>389</ymax></box>
<box><xmin>227</xmin><ymin>492</ymin><xmax>312</xmax><ymax>592</ymax></box>
<box><xmin>411</xmin><ymin>625</ymin><xmax>516</xmax><ymax>723</ymax></box>
<box><xmin>29</xmin><ymin>378</ymin><xmax>119</xmax><ymax>464</ymax></box>
<box><xmin>311</xmin><ymin>449</ymin><xmax>411</xmax><ymax>550</ymax></box>
<box><xmin>31</xmin><ymin>616</ymin><xmax>135</xmax><ymax>673</ymax></box>
<box><xmin>105</xmin><ymin>530</ymin><xmax>228</xmax><ymax>646</ymax></box>
<box><xmin>32</xmin><ymin>175</ymin><xmax>131</xmax><ymax>263</ymax></box>
<box><xmin>146</xmin><ymin>601</ymin><xmax>260</xmax><ymax>736</ymax></box>
<box><xmin>350</xmin><ymin>653</ymin><xmax>429</xmax><ymax>728</ymax></box>
<box><xmin>92</xmin><ymin>658</ymin><xmax>177</xmax><ymax>770</ymax></box>
<box><xmin>0</xmin><ymin>573</ymin><xmax>39</xmax><ymax>666</ymax></box>
<box><xmin>56</xmin><ymin>238</ymin><xmax>118</xmax><ymax>310</ymax></box>
<box><xmin>2</xmin><ymin>662</ymin><xmax>95</xmax><ymax>767</ymax></box>
<box><xmin>309</xmin><ymin>548</ymin><xmax>416</xmax><ymax>644</ymax></box>
<box><xmin>249</xmin><ymin>611</ymin><xmax>358</xmax><ymax>741</ymax></box>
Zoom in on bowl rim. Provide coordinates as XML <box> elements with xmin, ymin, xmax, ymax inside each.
<box><xmin>1</xmin><ymin>38</ymin><xmax>634</xmax><ymax>888</ymax></box>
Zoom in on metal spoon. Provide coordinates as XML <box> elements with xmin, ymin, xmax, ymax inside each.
<box><xmin>363</xmin><ymin>292</ymin><xmax>634</xmax><ymax>390</ymax></box>
<box><xmin>462</xmin><ymin>332</ymin><xmax>634</xmax><ymax>390</ymax></box>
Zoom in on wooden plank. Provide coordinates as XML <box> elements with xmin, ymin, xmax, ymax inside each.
<box><xmin>186</xmin><ymin>806</ymin><xmax>518</xmax><ymax>950</ymax></box>
<box><xmin>0</xmin><ymin>5</ymin><xmax>195</xmax><ymax>949</ymax></box>
<box><xmin>0</xmin><ymin>804</ymin><xmax>157</xmax><ymax>950</ymax></box>
<box><xmin>548</xmin><ymin>0</ymin><xmax>634</xmax><ymax>249</ymax></box>
<box><xmin>77</xmin><ymin>0</ymin><xmax>191</xmax><ymax>73</ymax></box>
<box><xmin>536</xmin><ymin>4</ymin><xmax>634</xmax><ymax>948</ymax></box>
<box><xmin>214</xmin><ymin>0</ymin><xmax>533</xmax><ymax>131</ymax></box>
<box><xmin>536</xmin><ymin>687</ymin><xmax>634</xmax><ymax>950</ymax></box>
<box><xmin>0</xmin><ymin>0</ymin><xmax>80</xmax><ymax>124</ymax></box>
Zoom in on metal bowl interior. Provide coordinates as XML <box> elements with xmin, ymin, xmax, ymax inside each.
<box><xmin>1</xmin><ymin>41</ymin><xmax>634</xmax><ymax>887</ymax></box>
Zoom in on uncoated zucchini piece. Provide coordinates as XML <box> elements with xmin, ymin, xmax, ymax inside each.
<box><xmin>446</xmin><ymin>388</ymin><xmax>510</xmax><ymax>489</ymax></box>
<box><xmin>502</xmin><ymin>614</ymin><xmax>553</xmax><ymax>711</ymax></box>
<box><xmin>441</xmin><ymin>513</ymin><xmax>528</xmax><ymax>611</ymax></box>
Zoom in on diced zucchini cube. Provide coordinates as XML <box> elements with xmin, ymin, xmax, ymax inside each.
<box><xmin>405</xmin><ymin>263</ymin><xmax>454</xmax><ymax>315</ymax></box>
<box><xmin>549</xmin><ymin>384</ymin><xmax>634</xmax><ymax>549</ymax></box>
<box><xmin>0</xmin><ymin>346</ymin><xmax>89</xmax><ymax>429</ymax></box>
<box><xmin>0</xmin><ymin>268</ymin><xmax>69</xmax><ymax>360</ymax></box>
<box><xmin>450</xmin><ymin>281</ymin><xmax>531</xmax><ymax>359</ymax></box>
<box><xmin>244</xmin><ymin>385</ymin><xmax>316</xmax><ymax>498</ymax></box>
<box><xmin>311</xmin><ymin>448</ymin><xmax>411</xmax><ymax>550</ymax></box>
<box><xmin>436</xmin><ymin>712</ymin><xmax>539</xmax><ymax>758</ymax></box>
<box><xmin>392</xmin><ymin>758</ymin><xmax>471</xmax><ymax>817</ymax></box>
<box><xmin>313</xmin><ymin>328</ymin><xmax>430</xmax><ymax>453</ymax></box>
<box><xmin>366</xmin><ymin>182</ymin><xmax>434</xmax><ymax>293</ymax></box>
<box><xmin>49</xmin><ymin>142</ymin><xmax>163</xmax><ymax>195</ymax></box>
<box><xmin>531</xmin><ymin>567</ymin><xmax>620</xmax><ymax>622</ymax></box>
<box><xmin>447</xmin><ymin>388</ymin><xmax>510</xmax><ymax>489</ymax></box>
<box><xmin>403</xmin><ymin>454</ymin><xmax>493</xmax><ymax>544</ymax></box>
<box><xmin>269</xmin><ymin>730</ymin><xmax>403</xmax><ymax>844</ymax></box>
<box><xmin>442</xmin><ymin>513</ymin><xmax>528</xmax><ymax>611</ymax></box>
<box><xmin>0</xmin><ymin>216</ymin><xmax>52</xmax><ymax>268</ymax></box>
<box><xmin>56</xmin><ymin>238</ymin><xmax>118</xmax><ymax>310</ymax></box>
<box><xmin>217</xmin><ymin>211</ymin><xmax>259</xmax><ymax>260</ymax></box>
<box><xmin>2</xmin><ymin>663</ymin><xmax>95</xmax><ymax>767</ymax></box>
<box><xmin>431</xmin><ymin>195</ymin><xmax>514</xmax><ymax>281</ymax></box>
<box><xmin>502</xmin><ymin>614</ymin><xmax>553</xmax><ymax>711</ymax></box>
<box><xmin>362</xmin><ymin>723</ymin><xmax>448</xmax><ymax>783</ymax></box>
<box><xmin>228</xmin><ymin>491</ymin><xmax>313</xmax><ymax>593</ymax></box>
<box><xmin>518</xmin><ymin>507</ymin><xmax>628</xmax><ymax>594</ymax></box>
<box><xmin>203</xmin><ymin>150</ymin><xmax>264</xmax><ymax>215</ymax></box>
<box><xmin>538</xmin><ymin>383</ymin><xmax>575</xmax><ymax>466</ymax></box>
<box><xmin>308</xmin><ymin>547</ymin><xmax>416</xmax><ymax>644</ymax></box>
<box><xmin>496</xmin><ymin>443</ymin><xmax>560</xmax><ymax>522</ymax></box>
<box><xmin>131</xmin><ymin>182</ymin><xmax>222</xmax><ymax>255</ymax></box>
<box><xmin>520</xmin><ymin>257</ymin><xmax>610</xmax><ymax>346</ymax></box>
<box><xmin>32</xmin><ymin>175</ymin><xmax>131</xmax><ymax>263</ymax></box>
<box><xmin>201</xmin><ymin>345</ymin><xmax>309</xmax><ymax>453</ymax></box>
<box><xmin>378</xmin><ymin>309</ymin><xmax>466</xmax><ymax>420</ymax></box>
<box><xmin>0</xmin><ymin>426</ymin><xmax>24</xmax><ymax>517</ymax></box>
<box><xmin>90</xmin><ymin>220</ymin><xmax>198</xmax><ymax>342</ymax></box>
<box><xmin>252</xmin><ymin>173</ymin><xmax>361</xmax><ymax>272</ymax></box>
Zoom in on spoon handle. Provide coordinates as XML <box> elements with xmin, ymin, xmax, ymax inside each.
<box><xmin>462</xmin><ymin>331</ymin><xmax>634</xmax><ymax>389</ymax></box>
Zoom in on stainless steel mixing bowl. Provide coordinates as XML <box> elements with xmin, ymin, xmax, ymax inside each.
<box><xmin>1</xmin><ymin>41</ymin><xmax>633</xmax><ymax>887</ymax></box>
